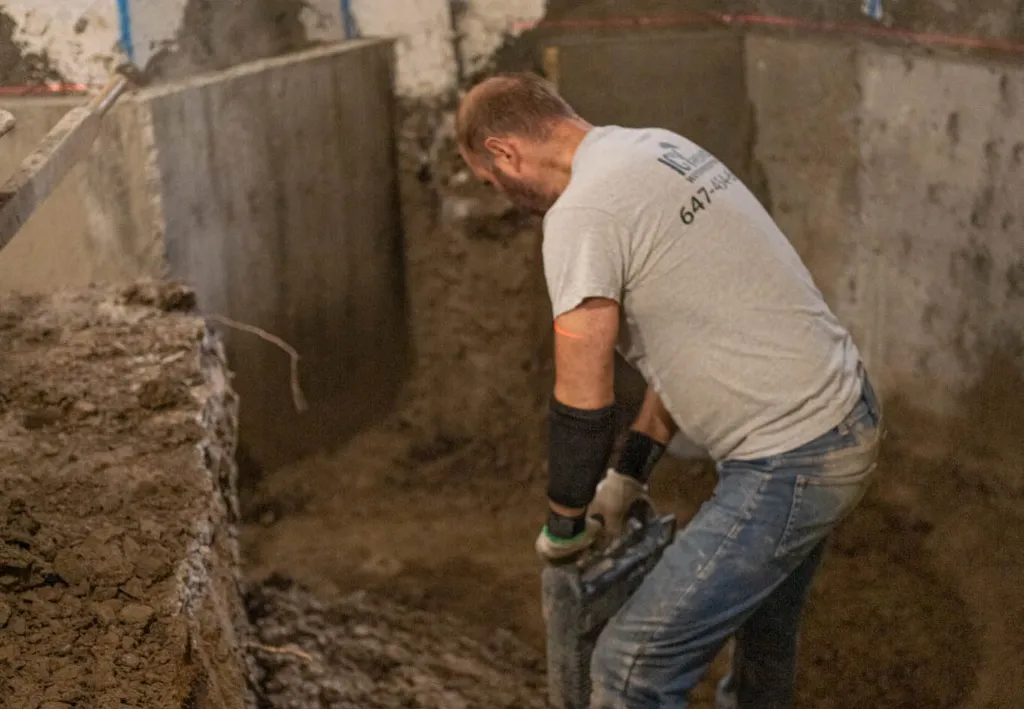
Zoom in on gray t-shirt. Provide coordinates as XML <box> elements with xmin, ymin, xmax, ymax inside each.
<box><xmin>542</xmin><ymin>125</ymin><xmax>862</xmax><ymax>461</ymax></box>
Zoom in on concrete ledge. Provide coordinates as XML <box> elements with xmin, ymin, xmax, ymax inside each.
<box><xmin>0</xmin><ymin>282</ymin><xmax>251</xmax><ymax>709</ymax></box>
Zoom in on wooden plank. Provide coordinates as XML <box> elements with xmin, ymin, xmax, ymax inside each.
<box><xmin>0</xmin><ymin>78</ymin><xmax>129</xmax><ymax>252</ymax></box>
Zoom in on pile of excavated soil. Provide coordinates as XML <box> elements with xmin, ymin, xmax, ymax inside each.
<box><xmin>247</xmin><ymin>575</ymin><xmax>547</xmax><ymax>709</ymax></box>
<box><xmin>0</xmin><ymin>282</ymin><xmax>251</xmax><ymax>709</ymax></box>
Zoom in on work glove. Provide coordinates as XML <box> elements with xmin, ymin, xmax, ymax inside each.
<box><xmin>535</xmin><ymin>515</ymin><xmax>603</xmax><ymax>564</ymax></box>
<box><xmin>587</xmin><ymin>468</ymin><xmax>653</xmax><ymax>541</ymax></box>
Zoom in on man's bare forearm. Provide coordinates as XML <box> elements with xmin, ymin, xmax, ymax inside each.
<box><xmin>631</xmin><ymin>385</ymin><xmax>678</xmax><ymax>445</ymax></box>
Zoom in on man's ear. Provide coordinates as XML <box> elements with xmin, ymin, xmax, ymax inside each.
<box><xmin>483</xmin><ymin>136</ymin><xmax>517</xmax><ymax>168</ymax></box>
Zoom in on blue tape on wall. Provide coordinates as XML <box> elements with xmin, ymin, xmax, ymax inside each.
<box><xmin>340</xmin><ymin>0</ymin><xmax>358</xmax><ymax>39</ymax></box>
<box><xmin>862</xmin><ymin>0</ymin><xmax>883</xmax><ymax>21</ymax></box>
<box><xmin>116</xmin><ymin>0</ymin><xmax>135</xmax><ymax>61</ymax></box>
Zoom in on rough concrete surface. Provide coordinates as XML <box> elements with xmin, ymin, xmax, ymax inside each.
<box><xmin>744</xmin><ymin>35</ymin><xmax>861</xmax><ymax>317</ymax></box>
<box><xmin>0</xmin><ymin>9</ymin><xmax>68</xmax><ymax>86</ymax></box>
<box><xmin>543</xmin><ymin>0</ymin><xmax>1024</xmax><ymax>41</ymax></box>
<box><xmin>746</xmin><ymin>35</ymin><xmax>1024</xmax><ymax>422</ymax></box>
<box><xmin>538</xmin><ymin>28</ymin><xmax>767</xmax><ymax>202</ymax></box>
<box><xmin>0</xmin><ymin>3</ymin><xmax>117</xmax><ymax>87</ymax></box>
<box><xmin>0</xmin><ymin>282</ymin><xmax>252</xmax><ymax>709</ymax></box>
<box><xmin>856</xmin><ymin>45</ymin><xmax>1024</xmax><ymax>414</ymax></box>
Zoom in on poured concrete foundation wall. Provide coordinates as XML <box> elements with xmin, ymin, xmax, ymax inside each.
<box><xmin>747</xmin><ymin>36</ymin><xmax>1024</xmax><ymax>416</ymax></box>
<box><xmin>0</xmin><ymin>40</ymin><xmax>408</xmax><ymax>473</ymax></box>
<box><xmin>540</xmin><ymin>0</ymin><xmax>1024</xmax><ymax>43</ymax></box>
<box><xmin>152</xmin><ymin>40</ymin><xmax>408</xmax><ymax>472</ymax></box>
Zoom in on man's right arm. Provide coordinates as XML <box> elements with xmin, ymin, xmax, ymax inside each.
<box><xmin>631</xmin><ymin>385</ymin><xmax>677</xmax><ymax>448</ymax></box>
<box><xmin>612</xmin><ymin>385</ymin><xmax>677</xmax><ymax>483</ymax></box>
<box><xmin>586</xmin><ymin>386</ymin><xmax>677</xmax><ymax>536</ymax></box>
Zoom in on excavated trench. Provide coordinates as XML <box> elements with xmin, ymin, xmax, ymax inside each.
<box><xmin>239</xmin><ymin>112</ymin><xmax>1019</xmax><ymax>709</ymax></box>
<box><xmin>2</xmin><ymin>107</ymin><xmax>1019</xmax><ymax>709</ymax></box>
<box><xmin>4</xmin><ymin>36</ymin><xmax>1023</xmax><ymax>709</ymax></box>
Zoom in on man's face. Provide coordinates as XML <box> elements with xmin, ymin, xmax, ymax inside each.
<box><xmin>461</xmin><ymin>143</ymin><xmax>558</xmax><ymax>216</ymax></box>
<box><xmin>489</xmin><ymin>163</ymin><xmax>558</xmax><ymax>215</ymax></box>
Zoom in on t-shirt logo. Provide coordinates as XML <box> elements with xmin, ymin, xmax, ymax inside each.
<box><xmin>656</xmin><ymin>142</ymin><xmax>716</xmax><ymax>183</ymax></box>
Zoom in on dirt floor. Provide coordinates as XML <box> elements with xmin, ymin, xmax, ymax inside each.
<box><xmin>242</xmin><ymin>426</ymin><xmax>987</xmax><ymax>709</ymax></box>
<box><xmin>239</xmin><ymin>110</ymin><xmax>1023</xmax><ymax>709</ymax></box>
<box><xmin>247</xmin><ymin>573</ymin><xmax>549</xmax><ymax>709</ymax></box>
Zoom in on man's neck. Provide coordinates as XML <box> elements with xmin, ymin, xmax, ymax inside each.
<box><xmin>556</xmin><ymin>119</ymin><xmax>594</xmax><ymax>170</ymax></box>
<box><xmin>546</xmin><ymin>119</ymin><xmax>594</xmax><ymax>193</ymax></box>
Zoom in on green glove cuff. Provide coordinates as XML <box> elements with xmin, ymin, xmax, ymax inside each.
<box><xmin>542</xmin><ymin>525</ymin><xmax>588</xmax><ymax>545</ymax></box>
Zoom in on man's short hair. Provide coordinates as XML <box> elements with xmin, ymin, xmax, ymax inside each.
<box><xmin>456</xmin><ymin>72</ymin><xmax>578</xmax><ymax>158</ymax></box>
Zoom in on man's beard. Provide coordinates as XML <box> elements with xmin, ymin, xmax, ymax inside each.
<box><xmin>492</xmin><ymin>166</ymin><xmax>556</xmax><ymax>215</ymax></box>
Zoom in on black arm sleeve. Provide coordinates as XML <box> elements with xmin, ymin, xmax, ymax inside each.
<box><xmin>615</xmin><ymin>430</ymin><xmax>666</xmax><ymax>484</ymax></box>
<box><xmin>547</xmin><ymin>398</ymin><xmax>616</xmax><ymax>510</ymax></box>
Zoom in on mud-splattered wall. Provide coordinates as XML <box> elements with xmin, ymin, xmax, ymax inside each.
<box><xmin>0</xmin><ymin>0</ymin><xmax>329</xmax><ymax>87</ymax></box>
<box><xmin>0</xmin><ymin>1</ymin><xmax>547</xmax><ymax>97</ymax></box>
<box><xmin>0</xmin><ymin>2</ymin><xmax>116</xmax><ymax>86</ymax></box>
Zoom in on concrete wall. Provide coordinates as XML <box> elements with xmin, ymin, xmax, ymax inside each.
<box><xmin>541</xmin><ymin>28</ymin><xmax>760</xmax><ymax>190</ymax></box>
<box><xmin>0</xmin><ymin>40</ymin><xmax>409</xmax><ymax>473</ymax></box>
<box><xmin>542</xmin><ymin>0</ymin><xmax>1024</xmax><ymax>41</ymax></box>
<box><xmin>148</xmin><ymin>40</ymin><xmax>408</xmax><ymax>472</ymax></box>
<box><xmin>747</xmin><ymin>36</ymin><xmax>1024</xmax><ymax>417</ymax></box>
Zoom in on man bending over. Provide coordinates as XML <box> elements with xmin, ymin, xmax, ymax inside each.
<box><xmin>456</xmin><ymin>72</ymin><xmax>882</xmax><ymax>709</ymax></box>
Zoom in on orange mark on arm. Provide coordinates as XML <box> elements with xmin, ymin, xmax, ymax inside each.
<box><xmin>554</xmin><ymin>323</ymin><xmax>585</xmax><ymax>340</ymax></box>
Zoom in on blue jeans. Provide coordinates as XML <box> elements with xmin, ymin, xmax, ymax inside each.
<box><xmin>591</xmin><ymin>373</ymin><xmax>883</xmax><ymax>708</ymax></box>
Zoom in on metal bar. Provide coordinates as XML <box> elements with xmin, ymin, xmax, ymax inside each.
<box><xmin>92</xmin><ymin>75</ymin><xmax>131</xmax><ymax>114</ymax></box>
